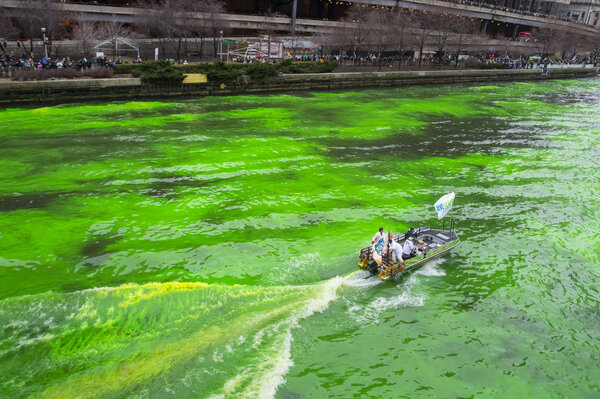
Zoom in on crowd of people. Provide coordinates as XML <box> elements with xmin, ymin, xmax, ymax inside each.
<box><xmin>0</xmin><ymin>52</ymin><xmax>145</xmax><ymax>78</ymax></box>
<box><xmin>479</xmin><ymin>54</ymin><xmax>596</xmax><ymax>67</ymax></box>
<box><xmin>0</xmin><ymin>51</ymin><xmax>143</xmax><ymax>69</ymax></box>
<box><xmin>441</xmin><ymin>0</ymin><xmax>594</xmax><ymax>26</ymax></box>
<box><xmin>1</xmin><ymin>47</ymin><xmax>596</xmax><ymax>78</ymax></box>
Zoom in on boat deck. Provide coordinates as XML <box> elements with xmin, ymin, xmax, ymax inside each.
<box><xmin>359</xmin><ymin>227</ymin><xmax>460</xmax><ymax>279</ymax></box>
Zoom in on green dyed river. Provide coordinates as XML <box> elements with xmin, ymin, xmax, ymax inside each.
<box><xmin>1</xmin><ymin>78</ymin><xmax>599</xmax><ymax>398</ymax></box>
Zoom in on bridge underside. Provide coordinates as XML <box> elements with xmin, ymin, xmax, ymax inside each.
<box><xmin>1</xmin><ymin>0</ymin><xmax>597</xmax><ymax>39</ymax></box>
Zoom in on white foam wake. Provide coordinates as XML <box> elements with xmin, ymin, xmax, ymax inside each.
<box><xmin>347</xmin><ymin>274</ymin><xmax>426</xmax><ymax>325</ymax></box>
<box><xmin>257</xmin><ymin>277</ymin><xmax>344</xmax><ymax>399</ymax></box>
<box><xmin>211</xmin><ymin>260</ymin><xmax>446</xmax><ymax>398</ymax></box>
<box><xmin>415</xmin><ymin>258</ymin><xmax>447</xmax><ymax>277</ymax></box>
<box><xmin>217</xmin><ymin>277</ymin><xmax>345</xmax><ymax>399</ymax></box>
<box><xmin>342</xmin><ymin>271</ymin><xmax>384</xmax><ymax>288</ymax></box>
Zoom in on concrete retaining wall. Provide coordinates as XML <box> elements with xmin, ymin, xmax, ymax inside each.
<box><xmin>0</xmin><ymin>68</ymin><xmax>597</xmax><ymax>107</ymax></box>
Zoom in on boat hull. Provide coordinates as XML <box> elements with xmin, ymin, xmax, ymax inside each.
<box><xmin>358</xmin><ymin>227</ymin><xmax>460</xmax><ymax>280</ymax></box>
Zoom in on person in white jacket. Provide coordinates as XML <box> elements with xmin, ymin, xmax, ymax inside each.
<box><xmin>402</xmin><ymin>237</ymin><xmax>415</xmax><ymax>260</ymax></box>
<box><xmin>372</xmin><ymin>227</ymin><xmax>384</xmax><ymax>244</ymax></box>
<box><xmin>390</xmin><ymin>240</ymin><xmax>404</xmax><ymax>263</ymax></box>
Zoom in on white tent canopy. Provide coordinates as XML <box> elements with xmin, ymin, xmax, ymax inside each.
<box><xmin>94</xmin><ymin>36</ymin><xmax>139</xmax><ymax>57</ymax></box>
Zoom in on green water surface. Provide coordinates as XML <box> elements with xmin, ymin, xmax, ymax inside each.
<box><xmin>1</xmin><ymin>78</ymin><xmax>599</xmax><ymax>398</ymax></box>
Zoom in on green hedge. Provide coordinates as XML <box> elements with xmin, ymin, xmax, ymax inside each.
<box><xmin>112</xmin><ymin>63</ymin><xmax>140</xmax><ymax>75</ymax></box>
<box><xmin>478</xmin><ymin>63</ymin><xmax>508</xmax><ymax>69</ymax></box>
<box><xmin>113</xmin><ymin>60</ymin><xmax>339</xmax><ymax>83</ymax></box>
<box><xmin>123</xmin><ymin>61</ymin><xmax>185</xmax><ymax>85</ymax></box>
<box><xmin>246</xmin><ymin>62</ymin><xmax>279</xmax><ymax>80</ymax></box>
<box><xmin>204</xmin><ymin>61</ymin><xmax>245</xmax><ymax>83</ymax></box>
<box><xmin>276</xmin><ymin>60</ymin><xmax>338</xmax><ymax>74</ymax></box>
<box><xmin>178</xmin><ymin>62</ymin><xmax>247</xmax><ymax>74</ymax></box>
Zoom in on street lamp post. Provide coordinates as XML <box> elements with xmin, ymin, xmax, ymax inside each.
<box><xmin>219</xmin><ymin>30</ymin><xmax>223</xmax><ymax>61</ymax></box>
<box><xmin>291</xmin><ymin>0</ymin><xmax>297</xmax><ymax>58</ymax></box>
<box><xmin>41</xmin><ymin>27</ymin><xmax>48</xmax><ymax>59</ymax></box>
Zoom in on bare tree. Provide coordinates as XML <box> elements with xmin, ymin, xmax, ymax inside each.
<box><xmin>534</xmin><ymin>23</ymin><xmax>560</xmax><ymax>57</ymax></box>
<box><xmin>199</xmin><ymin>0</ymin><xmax>228</xmax><ymax>59</ymax></box>
<box><xmin>14</xmin><ymin>0</ymin><xmax>43</xmax><ymax>57</ymax></box>
<box><xmin>365</xmin><ymin>11</ymin><xmax>396</xmax><ymax>70</ymax></box>
<box><xmin>556</xmin><ymin>29</ymin><xmax>596</xmax><ymax>61</ymax></box>
<box><xmin>452</xmin><ymin>17</ymin><xmax>480</xmax><ymax>67</ymax></box>
<box><xmin>413</xmin><ymin>11</ymin><xmax>436</xmax><ymax>68</ymax></box>
<box><xmin>19</xmin><ymin>0</ymin><xmax>63</xmax><ymax>56</ymax></box>
<box><xmin>71</xmin><ymin>14</ymin><xmax>99</xmax><ymax>58</ymax></box>
<box><xmin>182</xmin><ymin>0</ymin><xmax>207</xmax><ymax>58</ymax></box>
<box><xmin>581</xmin><ymin>34</ymin><xmax>600</xmax><ymax>61</ymax></box>
<box><xmin>0</xmin><ymin>18</ymin><xmax>18</xmax><ymax>63</ymax></box>
<box><xmin>0</xmin><ymin>16</ymin><xmax>19</xmax><ymax>40</ymax></box>
<box><xmin>261</xmin><ymin>9</ymin><xmax>278</xmax><ymax>62</ymax></box>
<box><xmin>428</xmin><ymin>12</ymin><xmax>454</xmax><ymax>63</ymax></box>
<box><xmin>388</xmin><ymin>10</ymin><xmax>415</xmax><ymax>70</ymax></box>
<box><xmin>94</xmin><ymin>15</ymin><xmax>131</xmax><ymax>58</ymax></box>
<box><xmin>339</xmin><ymin>4</ymin><xmax>375</xmax><ymax>69</ymax></box>
<box><xmin>136</xmin><ymin>0</ymin><xmax>189</xmax><ymax>61</ymax></box>
<box><xmin>328</xmin><ymin>24</ymin><xmax>349</xmax><ymax>61</ymax></box>
<box><xmin>98</xmin><ymin>15</ymin><xmax>129</xmax><ymax>41</ymax></box>
<box><xmin>312</xmin><ymin>29</ymin><xmax>335</xmax><ymax>59</ymax></box>
<box><xmin>555</xmin><ymin>28</ymin><xmax>572</xmax><ymax>60</ymax></box>
<box><xmin>176</xmin><ymin>0</ymin><xmax>228</xmax><ymax>60</ymax></box>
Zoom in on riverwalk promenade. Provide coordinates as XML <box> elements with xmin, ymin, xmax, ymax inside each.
<box><xmin>0</xmin><ymin>67</ymin><xmax>597</xmax><ymax>106</ymax></box>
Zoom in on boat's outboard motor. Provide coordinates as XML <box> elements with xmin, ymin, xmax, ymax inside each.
<box><xmin>367</xmin><ymin>259</ymin><xmax>379</xmax><ymax>274</ymax></box>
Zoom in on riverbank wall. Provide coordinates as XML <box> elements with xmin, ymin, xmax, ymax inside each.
<box><xmin>1</xmin><ymin>68</ymin><xmax>597</xmax><ymax>106</ymax></box>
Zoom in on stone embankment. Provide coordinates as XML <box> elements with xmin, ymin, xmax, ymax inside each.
<box><xmin>0</xmin><ymin>68</ymin><xmax>597</xmax><ymax>106</ymax></box>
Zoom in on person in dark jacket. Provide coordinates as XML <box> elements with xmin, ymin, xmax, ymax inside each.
<box><xmin>405</xmin><ymin>227</ymin><xmax>418</xmax><ymax>240</ymax></box>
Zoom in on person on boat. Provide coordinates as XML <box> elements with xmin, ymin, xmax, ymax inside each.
<box><xmin>406</xmin><ymin>227</ymin><xmax>426</xmax><ymax>247</ymax></box>
<box><xmin>389</xmin><ymin>238</ymin><xmax>403</xmax><ymax>263</ymax></box>
<box><xmin>405</xmin><ymin>227</ymin><xmax>418</xmax><ymax>240</ymax></box>
<box><xmin>402</xmin><ymin>237</ymin><xmax>415</xmax><ymax>260</ymax></box>
<box><xmin>372</xmin><ymin>227</ymin><xmax>384</xmax><ymax>244</ymax></box>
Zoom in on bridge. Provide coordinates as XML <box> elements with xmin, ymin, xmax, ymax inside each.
<box><xmin>1</xmin><ymin>0</ymin><xmax>597</xmax><ymax>37</ymax></box>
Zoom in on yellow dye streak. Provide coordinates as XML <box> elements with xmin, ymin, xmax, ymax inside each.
<box><xmin>116</xmin><ymin>281</ymin><xmax>210</xmax><ymax>308</ymax></box>
<box><xmin>39</xmin><ymin>286</ymin><xmax>316</xmax><ymax>399</ymax></box>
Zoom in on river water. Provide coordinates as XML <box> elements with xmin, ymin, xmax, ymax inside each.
<box><xmin>1</xmin><ymin>78</ymin><xmax>599</xmax><ymax>398</ymax></box>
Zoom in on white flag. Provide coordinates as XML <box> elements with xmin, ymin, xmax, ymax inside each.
<box><xmin>434</xmin><ymin>192</ymin><xmax>455</xmax><ymax>220</ymax></box>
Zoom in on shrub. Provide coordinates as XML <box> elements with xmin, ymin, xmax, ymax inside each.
<box><xmin>478</xmin><ymin>62</ymin><xmax>508</xmax><ymax>69</ymax></box>
<box><xmin>113</xmin><ymin>60</ymin><xmax>339</xmax><ymax>83</ymax></box>
<box><xmin>205</xmin><ymin>61</ymin><xmax>244</xmax><ymax>83</ymax></box>
<box><xmin>12</xmin><ymin>67</ymin><xmax>113</xmax><ymax>81</ymax></box>
<box><xmin>133</xmin><ymin>60</ymin><xmax>184</xmax><ymax>85</ymax></box>
<box><xmin>463</xmin><ymin>57</ymin><xmax>481</xmax><ymax>69</ymax></box>
<box><xmin>86</xmin><ymin>68</ymin><xmax>114</xmax><ymax>78</ymax></box>
<box><xmin>276</xmin><ymin>61</ymin><xmax>338</xmax><ymax>74</ymax></box>
<box><xmin>178</xmin><ymin>62</ymin><xmax>247</xmax><ymax>75</ymax></box>
<box><xmin>276</xmin><ymin>61</ymin><xmax>303</xmax><ymax>74</ymax></box>
<box><xmin>245</xmin><ymin>62</ymin><xmax>278</xmax><ymax>80</ymax></box>
<box><xmin>113</xmin><ymin>63</ymin><xmax>139</xmax><ymax>75</ymax></box>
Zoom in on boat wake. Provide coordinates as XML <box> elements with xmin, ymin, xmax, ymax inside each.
<box><xmin>0</xmin><ymin>279</ymin><xmax>343</xmax><ymax>399</ymax></box>
<box><xmin>262</xmin><ymin>252</ymin><xmax>325</xmax><ymax>285</ymax></box>
<box><xmin>0</xmin><ymin>258</ymin><xmax>447</xmax><ymax>398</ymax></box>
<box><xmin>344</xmin><ymin>258</ymin><xmax>448</xmax><ymax>325</ymax></box>
<box><xmin>342</xmin><ymin>270</ymin><xmax>383</xmax><ymax>288</ymax></box>
<box><xmin>415</xmin><ymin>258</ymin><xmax>447</xmax><ymax>277</ymax></box>
<box><xmin>346</xmin><ymin>273</ymin><xmax>426</xmax><ymax>325</ymax></box>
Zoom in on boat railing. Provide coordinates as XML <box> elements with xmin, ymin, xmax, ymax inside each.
<box><xmin>359</xmin><ymin>246</ymin><xmax>372</xmax><ymax>261</ymax></box>
<box><xmin>379</xmin><ymin>263</ymin><xmax>392</xmax><ymax>276</ymax></box>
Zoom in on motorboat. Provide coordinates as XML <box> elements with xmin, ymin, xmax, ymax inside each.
<box><xmin>357</xmin><ymin>193</ymin><xmax>460</xmax><ymax>280</ymax></box>
<box><xmin>358</xmin><ymin>226</ymin><xmax>460</xmax><ymax>280</ymax></box>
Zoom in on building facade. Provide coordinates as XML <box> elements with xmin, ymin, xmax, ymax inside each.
<box><xmin>567</xmin><ymin>0</ymin><xmax>600</xmax><ymax>25</ymax></box>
